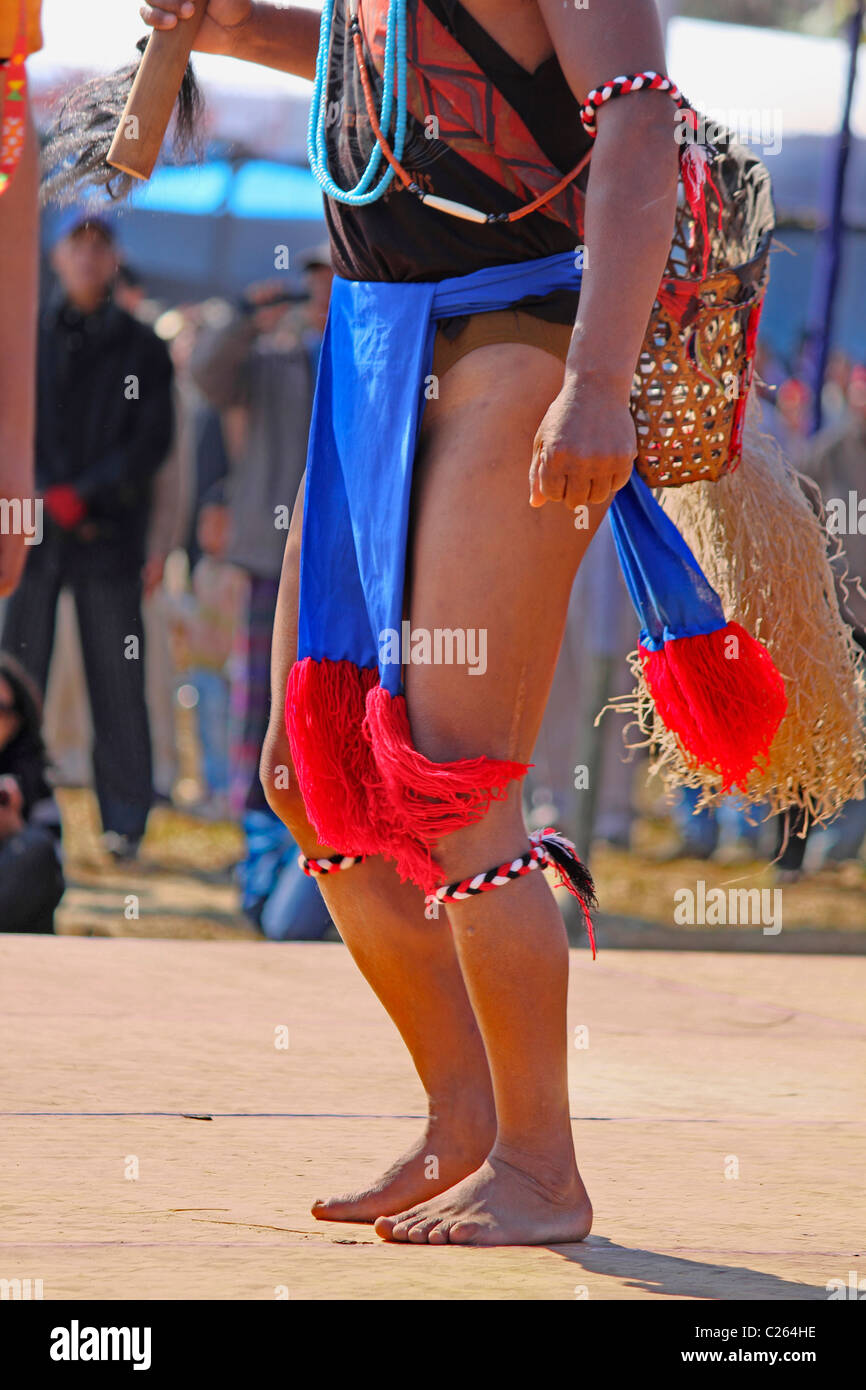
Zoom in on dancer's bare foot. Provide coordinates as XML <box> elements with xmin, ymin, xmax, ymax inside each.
<box><xmin>373</xmin><ymin>1147</ymin><xmax>593</xmax><ymax>1246</ymax></box>
<box><xmin>311</xmin><ymin>1104</ymin><xmax>497</xmax><ymax>1223</ymax></box>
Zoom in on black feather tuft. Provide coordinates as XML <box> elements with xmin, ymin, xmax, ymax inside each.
<box><xmin>540</xmin><ymin>835</ymin><xmax>598</xmax><ymax>914</ymax></box>
<box><xmin>41</xmin><ymin>35</ymin><xmax>205</xmax><ymax>207</ymax></box>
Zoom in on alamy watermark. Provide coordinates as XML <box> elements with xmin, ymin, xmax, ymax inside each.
<box><xmin>0</xmin><ymin>498</ymin><xmax>42</xmax><ymax>546</ymax></box>
<box><xmin>49</xmin><ymin>1321</ymin><xmax>151</xmax><ymax>1371</ymax></box>
<box><xmin>675</xmin><ymin>107</ymin><xmax>784</xmax><ymax>158</ymax></box>
<box><xmin>379</xmin><ymin>622</ymin><xmax>487</xmax><ymax>675</ymax></box>
<box><xmin>674</xmin><ymin>880</ymin><xmax>782</xmax><ymax>935</ymax></box>
<box><xmin>825</xmin><ymin>491</ymin><xmax>866</xmax><ymax>536</ymax></box>
<box><xmin>1</xmin><ymin>1276</ymin><xmax>43</xmax><ymax>1300</ymax></box>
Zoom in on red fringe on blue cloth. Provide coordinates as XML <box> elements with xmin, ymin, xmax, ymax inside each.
<box><xmin>285</xmin><ymin>656</ymin><xmax>528</xmax><ymax>892</ymax></box>
<box><xmin>638</xmin><ymin>621</ymin><xmax>787</xmax><ymax>791</ymax></box>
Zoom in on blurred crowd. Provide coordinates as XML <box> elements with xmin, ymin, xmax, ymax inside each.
<box><xmin>1</xmin><ymin>210</ymin><xmax>864</xmax><ymax>934</ymax></box>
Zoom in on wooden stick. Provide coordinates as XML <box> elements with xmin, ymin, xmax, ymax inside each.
<box><xmin>107</xmin><ymin>2</ymin><xmax>208</xmax><ymax>182</ymax></box>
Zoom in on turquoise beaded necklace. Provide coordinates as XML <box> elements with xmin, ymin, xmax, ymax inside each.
<box><xmin>307</xmin><ymin>0</ymin><xmax>408</xmax><ymax>206</ymax></box>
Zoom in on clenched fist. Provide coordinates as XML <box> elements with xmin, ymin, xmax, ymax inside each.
<box><xmin>139</xmin><ymin>0</ymin><xmax>253</xmax><ymax>56</ymax></box>
<box><xmin>529</xmin><ymin>380</ymin><xmax>635</xmax><ymax>510</ymax></box>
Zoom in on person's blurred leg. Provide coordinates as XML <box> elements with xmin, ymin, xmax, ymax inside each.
<box><xmin>228</xmin><ymin>573</ymin><xmax>280</xmax><ymax>818</ymax></box>
<box><xmin>1</xmin><ymin>532</ymin><xmax>63</xmax><ymax>689</ymax></box>
<box><xmin>774</xmin><ymin>803</ymin><xmax>809</xmax><ymax>876</ymax></box>
<box><xmin>73</xmin><ymin>567</ymin><xmax>152</xmax><ymax>844</ymax></box>
<box><xmin>671</xmin><ymin>785</ymin><xmax>718</xmax><ymax>858</ymax></box>
<box><xmin>822</xmin><ymin>796</ymin><xmax>866</xmax><ymax>863</ymax></box>
<box><xmin>143</xmin><ymin>585</ymin><xmax>179</xmax><ymax>800</ymax></box>
<box><xmin>191</xmin><ymin>667</ymin><xmax>230</xmax><ymax>800</ymax></box>
<box><xmin>238</xmin><ymin>806</ymin><xmax>294</xmax><ymax>924</ymax></box>
<box><xmin>711</xmin><ymin>797</ymin><xmax>768</xmax><ymax>865</ymax></box>
<box><xmin>42</xmin><ymin>590</ymin><xmax>92</xmax><ymax>785</ymax></box>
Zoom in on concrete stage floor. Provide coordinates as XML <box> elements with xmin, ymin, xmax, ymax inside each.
<box><xmin>1</xmin><ymin>936</ymin><xmax>863</xmax><ymax>1301</ymax></box>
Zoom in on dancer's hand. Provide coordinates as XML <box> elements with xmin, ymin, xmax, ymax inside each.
<box><xmin>529</xmin><ymin>382</ymin><xmax>635</xmax><ymax>509</ymax></box>
<box><xmin>139</xmin><ymin>0</ymin><xmax>253</xmax><ymax>57</ymax></box>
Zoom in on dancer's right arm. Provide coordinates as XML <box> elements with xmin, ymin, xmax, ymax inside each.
<box><xmin>139</xmin><ymin>1</ymin><xmax>320</xmax><ymax>81</ymax></box>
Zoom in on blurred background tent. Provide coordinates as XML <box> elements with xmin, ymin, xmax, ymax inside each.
<box><xmin>29</xmin><ymin>0</ymin><xmax>866</xmax><ymax>351</ymax></box>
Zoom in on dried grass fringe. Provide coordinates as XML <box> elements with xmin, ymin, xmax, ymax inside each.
<box><xmin>601</xmin><ymin>396</ymin><xmax>866</xmax><ymax>831</ymax></box>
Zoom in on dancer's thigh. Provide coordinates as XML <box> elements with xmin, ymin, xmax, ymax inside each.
<box><xmin>260</xmin><ymin>476</ymin><xmax>311</xmax><ymax>833</ymax></box>
<box><xmin>407</xmin><ymin>342</ymin><xmax>612</xmax><ymax>863</ymax></box>
<box><xmin>267</xmin><ymin>474</ymin><xmax>304</xmax><ymax>720</ymax></box>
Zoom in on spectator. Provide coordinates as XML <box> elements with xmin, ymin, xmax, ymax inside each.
<box><xmin>190</xmin><ymin>246</ymin><xmax>333</xmax><ymax>936</ymax></box>
<box><xmin>190</xmin><ymin>250</ymin><xmax>331</xmax><ymax>819</ymax></box>
<box><xmin>0</xmin><ymin>652</ymin><xmax>64</xmax><ymax>933</ymax></box>
<box><xmin>761</xmin><ymin>376</ymin><xmax>810</xmax><ymax>469</ymax></box>
<box><xmin>799</xmin><ymin>362</ymin><xmax>866</xmax><ymax>865</ymax></box>
<box><xmin>664</xmin><ymin>786</ymin><xmax>769</xmax><ymax>865</ymax></box>
<box><xmin>142</xmin><ymin>309</ymin><xmax>196</xmax><ymax>803</ymax></box>
<box><xmin>168</xmin><ymin>499</ymin><xmax>246</xmax><ymax>817</ymax></box>
<box><xmin>2</xmin><ymin>210</ymin><xmax>174</xmax><ymax>860</ymax></box>
<box><xmin>805</xmin><ymin>363</ymin><xmax>866</xmax><ymax>644</ymax></box>
<box><xmin>821</xmin><ymin>349</ymin><xmax>853</xmax><ymax>431</ymax></box>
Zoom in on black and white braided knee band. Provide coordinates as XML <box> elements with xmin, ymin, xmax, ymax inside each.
<box><xmin>425</xmin><ymin>828</ymin><xmax>598</xmax><ymax>958</ymax></box>
<box><xmin>299</xmin><ymin>853</ymin><xmax>366</xmax><ymax>877</ymax></box>
<box><xmin>426</xmin><ymin>842</ymin><xmax>546</xmax><ymax>905</ymax></box>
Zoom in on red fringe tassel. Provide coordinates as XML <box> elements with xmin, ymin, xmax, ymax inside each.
<box><xmin>286</xmin><ymin>658</ymin><xmax>528</xmax><ymax>892</ymax></box>
<box><xmin>639</xmin><ymin>622</ymin><xmax>787</xmax><ymax>791</ymax></box>
<box><xmin>285</xmin><ymin>658</ymin><xmax>388</xmax><ymax>854</ymax></box>
<box><xmin>364</xmin><ymin>684</ymin><xmax>528</xmax><ymax>888</ymax></box>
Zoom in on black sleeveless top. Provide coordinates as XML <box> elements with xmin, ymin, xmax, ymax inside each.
<box><xmin>321</xmin><ymin>0</ymin><xmax>589</xmax><ymax>325</ymax></box>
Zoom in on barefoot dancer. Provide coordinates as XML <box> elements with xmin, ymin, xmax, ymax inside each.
<box><xmin>143</xmin><ymin>0</ymin><xmax>681</xmax><ymax>1246</ymax></box>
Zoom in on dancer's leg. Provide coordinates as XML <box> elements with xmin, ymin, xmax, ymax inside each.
<box><xmin>260</xmin><ymin>483</ymin><xmax>496</xmax><ymax>1221</ymax></box>
<box><xmin>374</xmin><ymin>342</ymin><xmax>612</xmax><ymax>1245</ymax></box>
<box><xmin>264</xmin><ymin>342</ymin><xmax>611</xmax><ymax>1239</ymax></box>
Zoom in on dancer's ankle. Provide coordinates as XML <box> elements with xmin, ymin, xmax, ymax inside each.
<box><xmin>427</xmin><ymin>1086</ymin><xmax>497</xmax><ymax>1142</ymax></box>
<box><xmin>488</xmin><ymin>1137</ymin><xmax>582</xmax><ymax>1200</ymax></box>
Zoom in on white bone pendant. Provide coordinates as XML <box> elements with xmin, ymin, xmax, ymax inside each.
<box><xmin>420</xmin><ymin>193</ymin><xmax>488</xmax><ymax>223</ymax></box>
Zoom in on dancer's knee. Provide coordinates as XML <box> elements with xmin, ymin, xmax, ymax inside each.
<box><xmin>259</xmin><ymin>724</ymin><xmax>312</xmax><ymax>842</ymax></box>
<box><xmin>434</xmin><ymin>783</ymin><xmax>529</xmax><ymax>880</ymax></box>
<box><xmin>405</xmin><ymin>696</ymin><xmax>531</xmax><ymax>874</ymax></box>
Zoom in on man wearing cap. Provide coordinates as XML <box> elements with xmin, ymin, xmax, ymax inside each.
<box><xmin>1</xmin><ymin>212</ymin><xmax>174</xmax><ymax>859</ymax></box>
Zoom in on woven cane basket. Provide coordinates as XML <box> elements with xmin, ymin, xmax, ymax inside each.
<box><xmin>632</xmin><ymin>132</ymin><xmax>776</xmax><ymax>488</ymax></box>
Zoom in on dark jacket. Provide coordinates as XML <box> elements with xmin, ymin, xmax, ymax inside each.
<box><xmin>36</xmin><ymin>296</ymin><xmax>174</xmax><ymax>570</ymax></box>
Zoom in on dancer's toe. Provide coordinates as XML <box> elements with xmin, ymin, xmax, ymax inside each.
<box><xmin>375</xmin><ymin>1210</ymin><xmax>415</xmax><ymax>1241</ymax></box>
<box><xmin>406</xmin><ymin>1216</ymin><xmax>441</xmax><ymax>1243</ymax></box>
<box><xmin>448</xmin><ymin>1219</ymin><xmax>480</xmax><ymax>1243</ymax></box>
